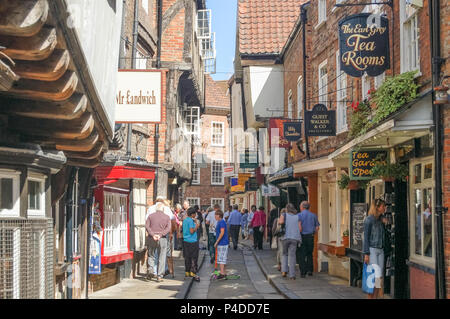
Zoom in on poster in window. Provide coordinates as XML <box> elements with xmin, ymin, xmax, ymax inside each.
<box><xmin>89</xmin><ymin>202</ymin><xmax>103</xmax><ymax>275</ymax></box>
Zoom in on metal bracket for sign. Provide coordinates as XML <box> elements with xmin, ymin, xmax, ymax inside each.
<box><xmin>334</xmin><ymin>0</ymin><xmax>393</xmax><ymax>8</ymax></box>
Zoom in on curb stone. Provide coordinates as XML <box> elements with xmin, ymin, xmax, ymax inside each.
<box><xmin>240</xmin><ymin>241</ymin><xmax>301</xmax><ymax>299</ymax></box>
<box><xmin>176</xmin><ymin>249</ymin><xmax>206</xmax><ymax>299</ymax></box>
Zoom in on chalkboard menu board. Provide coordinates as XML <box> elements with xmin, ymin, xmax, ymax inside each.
<box><xmin>351</xmin><ymin>203</ymin><xmax>368</xmax><ymax>251</ymax></box>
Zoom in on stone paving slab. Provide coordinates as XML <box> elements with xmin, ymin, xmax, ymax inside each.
<box><xmin>240</xmin><ymin>239</ymin><xmax>367</xmax><ymax>299</ymax></box>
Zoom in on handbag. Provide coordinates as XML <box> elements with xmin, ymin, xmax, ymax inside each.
<box><xmin>362</xmin><ymin>263</ymin><xmax>375</xmax><ymax>294</ymax></box>
<box><xmin>273</xmin><ymin>213</ymin><xmax>286</xmax><ymax>237</ymax></box>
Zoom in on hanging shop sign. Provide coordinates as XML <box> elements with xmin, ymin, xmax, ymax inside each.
<box><xmin>262</xmin><ymin>184</ymin><xmax>280</xmax><ymax>197</ymax></box>
<box><xmin>305</xmin><ymin>104</ymin><xmax>336</xmax><ymax>136</ymax></box>
<box><xmin>231</xmin><ymin>173</ymin><xmax>251</xmax><ymax>193</ymax></box>
<box><xmin>350</xmin><ymin>149</ymin><xmax>388</xmax><ymax>180</ymax></box>
<box><xmin>246</xmin><ymin>177</ymin><xmax>259</xmax><ymax>191</ymax></box>
<box><xmin>283</xmin><ymin>121</ymin><xmax>302</xmax><ymax>142</ymax></box>
<box><xmin>339</xmin><ymin>13</ymin><xmax>390</xmax><ymax>77</ymax></box>
<box><xmin>223</xmin><ymin>164</ymin><xmax>235</xmax><ymax>177</ymax></box>
<box><xmin>239</xmin><ymin>151</ymin><xmax>258</xmax><ymax>169</ymax></box>
<box><xmin>269</xmin><ymin>119</ymin><xmax>290</xmax><ymax>149</ymax></box>
<box><xmin>116</xmin><ymin>70</ymin><xmax>162</xmax><ymax>123</ymax></box>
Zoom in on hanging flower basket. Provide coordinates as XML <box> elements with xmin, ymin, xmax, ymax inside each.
<box><xmin>348</xmin><ymin>180</ymin><xmax>360</xmax><ymax>190</ymax></box>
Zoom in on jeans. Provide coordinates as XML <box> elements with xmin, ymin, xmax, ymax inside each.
<box><xmin>282</xmin><ymin>239</ymin><xmax>300</xmax><ymax>278</ymax></box>
<box><xmin>148</xmin><ymin>237</ymin><xmax>168</xmax><ymax>277</ymax></box>
<box><xmin>207</xmin><ymin>232</ymin><xmax>216</xmax><ymax>260</ymax></box>
<box><xmin>276</xmin><ymin>237</ymin><xmax>282</xmax><ymax>265</ymax></box>
<box><xmin>299</xmin><ymin>234</ymin><xmax>314</xmax><ymax>275</ymax></box>
<box><xmin>369</xmin><ymin>247</ymin><xmax>384</xmax><ymax>288</ymax></box>
<box><xmin>230</xmin><ymin>224</ymin><xmax>241</xmax><ymax>249</ymax></box>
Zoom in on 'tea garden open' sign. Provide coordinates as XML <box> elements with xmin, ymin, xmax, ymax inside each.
<box><xmin>339</xmin><ymin>13</ymin><xmax>390</xmax><ymax>77</ymax></box>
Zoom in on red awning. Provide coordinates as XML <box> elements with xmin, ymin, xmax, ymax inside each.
<box><xmin>95</xmin><ymin>166</ymin><xmax>155</xmax><ymax>181</ymax></box>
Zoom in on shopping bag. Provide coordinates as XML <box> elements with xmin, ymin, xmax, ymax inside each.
<box><xmin>362</xmin><ymin>263</ymin><xmax>375</xmax><ymax>294</ymax></box>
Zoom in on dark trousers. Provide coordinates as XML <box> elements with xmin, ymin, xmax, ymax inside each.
<box><xmin>253</xmin><ymin>226</ymin><xmax>263</xmax><ymax>250</ymax></box>
<box><xmin>299</xmin><ymin>234</ymin><xmax>314</xmax><ymax>275</ymax></box>
<box><xmin>230</xmin><ymin>225</ymin><xmax>241</xmax><ymax>249</ymax></box>
<box><xmin>207</xmin><ymin>232</ymin><xmax>216</xmax><ymax>260</ymax></box>
<box><xmin>183</xmin><ymin>241</ymin><xmax>199</xmax><ymax>274</ymax></box>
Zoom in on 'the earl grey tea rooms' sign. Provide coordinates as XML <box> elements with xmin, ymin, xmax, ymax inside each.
<box><xmin>339</xmin><ymin>13</ymin><xmax>390</xmax><ymax>77</ymax></box>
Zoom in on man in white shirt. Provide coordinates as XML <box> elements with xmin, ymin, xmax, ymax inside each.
<box><xmin>206</xmin><ymin>204</ymin><xmax>219</xmax><ymax>264</ymax></box>
<box><xmin>146</xmin><ymin>196</ymin><xmax>176</xmax><ymax>279</ymax></box>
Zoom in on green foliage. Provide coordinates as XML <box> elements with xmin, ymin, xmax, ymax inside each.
<box><xmin>343</xmin><ymin>229</ymin><xmax>349</xmax><ymax>237</ymax></box>
<box><xmin>371</xmin><ymin>70</ymin><xmax>419</xmax><ymax>125</ymax></box>
<box><xmin>349</xmin><ymin>71</ymin><xmax>418</xmax><ymax>138</ymax></box>
<box><xmin>337</xmin><ymin>174</ymin><xmax>350</xmax><ymax>189</ymax></box>
<box><xmin>371</xmin><ymin>162</ymin><xmax>409</xmax><ymax>181</ymax></box>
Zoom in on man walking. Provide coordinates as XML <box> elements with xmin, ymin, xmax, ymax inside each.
<box><xmin>145</xmin><ymin>202</ymin><xmax>171</xmax><ymax>282</ymax></box>
<box><xmin>228</xmin><ymin>204</ymin><xmax>242</xmax><ymax>250</ymax></box>
<box><xmin>298</xmin><ymin>201</ymin><xmax>320</xmax><ymax>278</ymax></box>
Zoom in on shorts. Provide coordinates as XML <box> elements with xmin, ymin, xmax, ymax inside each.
<box><xmin>369</xmin><ymin>247</ymin><xmax>384</xmax><ymax>288</ymax></box>
<box><xmin>217</xmin><ymin>245</ymin><xmax>228</xmax><ymax>265</ymax></box>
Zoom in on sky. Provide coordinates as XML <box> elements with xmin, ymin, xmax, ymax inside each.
<box><xmin>206</xmin><ymin>0</ymin><xmax>237</xmax><ymax>81</ymax></box>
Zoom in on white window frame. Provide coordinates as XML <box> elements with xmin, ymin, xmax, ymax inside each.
<box><xmin>336</xmin><ymin>51</ymin><xmax>348</xmax><ymax>133</ymax></box>
<box><xmin>184</xmin><ymin>106</ymin><xmax>201</xmax><ymax>139</ymax></box>
<box><xmin>409</xmin><ymin>157</ymin><xmax>435</xmax><ymax>268</ymax></box>
<box><xmin>318</xmin><ymin>60</ymin><xmax>328</xmax><ymax>105</ymax></box>
<box><xmin>361</xmin><ymin>73</ymin><xmax>371</xmax><ymax>101</ymax></box>
<box><xmin>103</xmin><ymin>192</ymin><xmax>129</xmax><ymax>256</ymax></box>
<box><xmin>187</xmin><ymin>197</ymin><xmax>200</xmax><ymax>208</ymax></box>
<box><xmin>297</xmin><ymin>76</ymin><xmax>303</xmax><ymax>119</ymax></box>
<box><xmin>136</xmin><ymin>50</ymin><xmax>148</xmax><ymax>70</ymax></box>
<box><xmin>287</xmin><ymin>90</ymin><xmax>293</xmax><ymax>119</ymax></box>
<box><xmin>192</xmin><ymin>161</ymin><xmax>200</xmax><ymax>185</ymax></box>
<box><xmin>27</xmin><ymin>174</ymin><xmax>46</xmax><ymax>218</ymax></box>
<box><xmin>142</xmin><ymin>0</ymin><xmax>149</xmax><ymax>14</ymax></box>
<box><xmin>0</xmin><ymin>169</ymin><xmax>21</xmax><ymax>217</ymax></box>
<box><xmin>374</xmin><ymin>72</ymin><xmax>386</xmax><ymax>89</ymax></box>
<box><xmin>400</xmin><ymin>0</ymin><xmax>420</xmax><ymax>74</ymax></box>
<box><xmin>211</xmin><ymin>159</ymin><xmax>224</xmax><ymax>185</ymax></box>
<box><xmin>211</xmin><ymin>198</ymin><xmax>224</xmax><ymax>212</ymax></box>
<box><xmin>317</xmin><ymin>0</ymin><xmax>327</xmax><ymax>27</ymax></box>
<box><xmin>211</xmin><ymin>121</ymin><xmax>224</xmax><ymax>147</ymax></box>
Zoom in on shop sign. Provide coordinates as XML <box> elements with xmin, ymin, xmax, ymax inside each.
<box><xmin>269</xmin><ymin>119</ymin><xmax>290</xmax><ymax>149</ymax></box>
<box><xmin>116</xmin><ymin>70</ymin><xmax>162</xmax><ymax>123</ymax></box>
<box><xmin>231</xmin><ymin>173</ymin><xmax>251</xmax><ymax>193</ymax></box>
<box><xmin>283</xmin><ymin>121</ymin><xmax>302</xmax><ymax>142</ymax></box>
<box><xmin>305</xmin><ymin>104</ymin><xmax>336</xmax><ymax>136</ymax></box>
<box><xmin>350</xmin><ymin>149</ymin><xmax>388</xmax><ymax>180</ymax></box>
<box><xmin>262</xmin><ymin>184</ymin><xmax>280</xmax><ymax>197</ymax></box>
<box><xmin>246</xmin><ymin>178</ymin><xmax>259</xmax><ymax>191</ymax></box>
<box><xmin>240</xmin><ymin>151</ymin><xmax>258</xmax><ymax>169</ymax></box>
<box><xmin>223</xmin><ymin>164</ymin><xmax>235</xmax><ymax>177</ymax></box>
<box><xmin>339</xmin><ymin>13</ymin><xmax>390</xmax><ymax>77</ymax></box>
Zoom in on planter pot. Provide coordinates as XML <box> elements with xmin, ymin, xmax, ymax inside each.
<box><xmin>382</xmin><ymin>177</ymin><xmax>395</xmax><ymax>182</ymax></box>
<box><xmin>348</xmin><ymin>180</ymin><xmax>360</xmax><ymax>190</ymax></box>
<box><xmin>342</xmin><ymin>236</ymin><xmax>349</xmax><ymax>248</ymax></box>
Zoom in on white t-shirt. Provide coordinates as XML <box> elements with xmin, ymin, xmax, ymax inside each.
<box><xmin>145</xmin><ymin>204</ymin><xmax>175</xmax><ymax>221</ymax></box>
<box><xmin>206</xmin><ymin>211</ymin><xmax>218</xmax><ymax>234</ymax></box>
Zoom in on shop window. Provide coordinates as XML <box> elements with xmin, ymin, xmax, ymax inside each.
<box><xmin>0</xmin><ymin>170</ymin><xmax>20</xmax><ymax>217</ymax></box>
<box><xmin>104</xmin><ymin>192</ymin><xmax>128</xmax><ymax>255</ymax></box>
<box><xmin>211</xmin><ymin>198</ymin><xmax>224</xmax><ymax>211</ymax></box>
<box><xmin>410</xmin><ymin>158</ymin><xmax>434</xmax><ymax>265</ymax></box>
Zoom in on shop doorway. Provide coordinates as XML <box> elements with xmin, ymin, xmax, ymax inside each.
<box><xmin>328</xmin><ymin>184</ymin><xmax>336</xmax><ymax>242</ymax></box>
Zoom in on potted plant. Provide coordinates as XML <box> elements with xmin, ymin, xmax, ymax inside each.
<box><xmin>342</xmin><ymin>229</ymin><xmax>350</xmax><ymax>247</ymax></box>
<box><xmin>338</xmin><ymin>174</ymin><xmax>369</xmax><ymax>190</ymax></box>
<box><xmin>371</xmin><ymin>162</ymin><xmax>409</xmax><ymax>182</ymax></box>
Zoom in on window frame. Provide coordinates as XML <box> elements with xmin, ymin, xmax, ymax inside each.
<box><xmin>409</xmin><ymin>156</ymin><xmax>435</xmax><ymax>269</ymax></box>
<box><xmin>317</xmin><ymin>0</ymin><xmax>327</xmax><ymax>27</ymax></box>
<box><xmin>361</xmin><ymin>73</ymin><xmax>371</xmax><ymax>101</ymax></box>
<box><xmin>192</xmin><ymin>161</ymin><xmax>200</xmax><ymax>185</ymax></box>
<box><xmin>297</xmin><ymin>76</ymin><xmax>303</xmax><ymax>120</ymax></box>
<box><xmin>211</xmin><ymin>198</ymin><xmax>224</xmax><ymax>212</ymax></box>
<box><xmin>0</xmin><ymin>169</ymin><xmax>21</xmax><ymax>217</ymax></box>
<box><xmin>336</xmin><ymin>51</ymin><xmax>348</xmax><ymax>133</ymax></box>
<box><xmin>318</xmin><ymin>60</ymin><xmax>328</xmax><ymax>105</ymax></box>
<box><xmin>103</xmin><ymin>191</ymin><xmax>129</xmax><ymax>256</ymax></box>
<box><xmin>211</xmin><ymin>121</ymin><xmax>224</xmax><ymax>147</ymax></box>
<box><xmin>211</xmin><ymin>159</ymin><xmax>224</xmax><ymax>185</ymax></box>
<box><xmin>27</xmin><ymin>175</ymin><xmax>46</xmax><ymax>218</ymax></box>
<box><xmin>287</xmin><ymin>90</ymin><xmax>293</xmax><ymax>119</ymax></box>
<box><xmin>186</xmin><ymin>197</ymin><xmax>200</xmax><ymax>208</ymax></box>
<box><xmin>400</xmin><ymin>0</ymin><xmax>420</xmax><ymax>74</ymax></box>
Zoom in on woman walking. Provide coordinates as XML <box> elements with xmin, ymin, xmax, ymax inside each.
<box><xmin>278</xmin><ymin>204</ymin><xmax>302</xmax><ymax>280</ymax></box>
<box><xmin>363</xmin><ymin>198</ymin><xmax>387</xmax><ymax>299</ymax></box>
<box><xmin>272</xmin><ymin>208</ymin><xmax>286</xmax><ymax>272</ymax></box>
<box><xmin>249</xmin><ymin>206</ymin><xmax>266</xmax><ymax>250</ymax></box>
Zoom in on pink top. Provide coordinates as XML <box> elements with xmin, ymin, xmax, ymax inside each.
<box><xmin>250</xmin><ymin>210</ymin><xmax>266</xmax><ymax>228</ymax></box>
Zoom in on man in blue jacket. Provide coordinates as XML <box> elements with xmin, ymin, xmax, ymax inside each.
<box><xmin>228</xmin><ymin>204</ymin><xmax>242</xmax><ymax>250</ymax></box>
<box><xmin>298</xmin><ymin>201</ymin><xmax>320</xmax><ymax>278</ymax></box>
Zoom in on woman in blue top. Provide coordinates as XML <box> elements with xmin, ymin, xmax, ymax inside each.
<box><xmin>214</xmin><ymin>210</ymin><xmax>229</xmax><ymax>280</ymax></box>
<box><xmin>182</xmin><ymin>207</ymin><xmax>201</xmax><ymax>281</ymax></box>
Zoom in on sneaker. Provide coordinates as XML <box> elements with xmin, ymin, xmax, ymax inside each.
<box><xmin>193</xmin><ymin>275</ymin><xmax>200</xmax><ymax>282</ymax></box>
<box><xmin>189</xmin><ymin>272</ymin><xmax>197</xmax><ymax>277</ymax></box>
<box><xmin>217</xmin><ymin>274</ymin><xmax>227</xmax><ymax>280</ymax></box>
<box><xmin>156</xmin><ymin>276</ymin><xmax>163</xmax><ymax>283</ymax></box>
<box><xmin>185</xmin><ymin>272</ymin><xmax>191</xmax><ymax>278</ymax></box>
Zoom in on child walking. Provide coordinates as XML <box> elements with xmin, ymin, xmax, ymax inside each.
<box><xmin>214</xmin><ymin>210</ymin><xmax>229</xmax><ymax>280</ymax></box>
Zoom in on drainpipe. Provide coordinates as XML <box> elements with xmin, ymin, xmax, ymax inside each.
<box><xmin>154</xmin><ymin>0</ymin><xmax>162</xmax><ymax>201</ymax></box>
<box><xmin>430</xmin><ymin>0</ymin><xmax>446</xmax><ymax>300</ymax></box>
<box><xmin>65</xmin><ymin>167</ymin><xmax>77</xmax><ymax>299</ymax></box>
<box><xmin>301</xmin><ymin>3</ymin><xmax>310</xmax><ymax>159</ymax></box>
